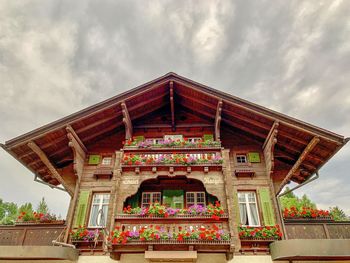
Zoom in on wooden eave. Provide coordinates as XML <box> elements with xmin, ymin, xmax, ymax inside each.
<box><xmin>2</xmin><ymin>72</ymin><xmax>348</xmax><ymax>188</ymax></box>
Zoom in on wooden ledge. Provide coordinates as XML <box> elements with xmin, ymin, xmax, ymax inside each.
<box><xmin>270</xmin><ymin>239</ymin><xmax>350</xmax><ymax>261</ymax></box>
<box><xmin>0</xmin><ymin>246</ymin><xmax>78</xmax><ymax>261</ymax></box>
<box><xmin>145</xmin><ymin>250</ymin><xmax>197</xmax><ymax>262</ymax></box>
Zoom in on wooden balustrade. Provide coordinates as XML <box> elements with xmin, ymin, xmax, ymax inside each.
<box><xmin>285</xmin><ymin>221</ymin><xmax>350</xmax><ymax>239</ymax></box>
<box><xmin>0</xmin><ymin>224</ymin><xmax>65</xmax><ymax>246</ymax></box>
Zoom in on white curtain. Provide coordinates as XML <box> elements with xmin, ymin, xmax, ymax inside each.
<box><xmin>249</xmin><ymin>203</ymin><xmax>259</xmax><ymax>226</ymax></box>
<box><xmin>239</xmin><ymin>203</ymin><xmax>248</xmax><ymax>225</ymax></box>
<box><xmin>89</xmin><ymin>205</ymin><xmax>99</xmax><ymax>226</ymax></box>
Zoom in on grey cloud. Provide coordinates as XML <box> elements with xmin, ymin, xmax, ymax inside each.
<box><xmin>0</xmin><ymin>0</ymin><xmax>349</xmax><ymax>216</ymax></box>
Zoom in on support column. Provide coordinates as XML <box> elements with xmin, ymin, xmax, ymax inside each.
<box><xmin>222</xmin><ymin>149</ymin><xmax>237</xmax><ymax>256</ymax></box>
<box><xmin>64</xmin><ymin>126</ymin><xmax>86</xmax><ymax>243</ymax></box>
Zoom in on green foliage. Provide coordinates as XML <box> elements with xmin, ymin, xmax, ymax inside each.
<box><xmin>329</xmin><ymin>206</ymin><xmax>349</xmax><ymax>221</ymax></box>
<box><xmin>37</xmin><ymin>197</ymin><xmax>49</xmax><ymax>215</ymax></box>
<box><xmin>0</xmin><ymin>198</ymin><xmax>18</xmax><ymax>225</ymax></box>
<box><xmin>280</xmin><ymin>188</ymin><xmax>316</xmax><ymax>210</ymax></box>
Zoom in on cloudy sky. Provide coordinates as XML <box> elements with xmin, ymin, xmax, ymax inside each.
<box><xmin>0</xmin><ymin>0</ymin><xmax>349</xmax><ymax>217</ymax></box>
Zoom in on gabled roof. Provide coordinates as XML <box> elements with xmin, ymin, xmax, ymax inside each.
<box><xmin>1</xmin><ymin>72</ymin><xmax>348</xmax><ymax>188</ymax></box>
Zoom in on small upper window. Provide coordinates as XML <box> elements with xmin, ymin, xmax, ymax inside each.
<box><xmin>236</xmin><ymin>154</ymin><xmax>247</xmax><ymax>164</ymax></box>
<box><xmin>101</xmin><ymin>157</ymin><xmax>112</xmax><ymax>166</ymax></box>
<box><xmin>187</xmin><ymin>137</ymin><xmax>202</xmax><ymax>143</ymax></box>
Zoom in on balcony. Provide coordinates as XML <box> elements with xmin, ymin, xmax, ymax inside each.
<box><xmin>0</xmin><ymin>224</ymin><xmax>78</xmax><ymax>261</ymax></box>
<box><xmin>123</xmin><ymin>138</ymin><xmax>222</xmax><ymax>151</ymax></box>
<box><xmin>109</xmin><ymin>202</ymin><xmax>234</xmax><ymax>260</ymax></box>
<box><xmin>270</xmin><ymin>221</ymin><xmax>350</xmax><ymax>261</ymax></box>
<box><xmin>121</xmin><ymin>153</ymin><xmax>223</xmax><ymax>173</ymax></box>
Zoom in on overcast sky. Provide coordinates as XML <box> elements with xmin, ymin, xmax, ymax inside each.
<box><xmin>0</xmin><ymin>1</ymin><xmax>349</xmax><ymax>217</ymax></box>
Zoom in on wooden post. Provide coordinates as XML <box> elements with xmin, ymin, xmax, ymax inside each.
<box><xmin>27</xmin><ymin>141</ymin><xmax>74</xmax><ymax>196</ymax></box>
<box><xmin>215</xmin><ymin>100</ymin><xmax>223</xmax><ymax>141</ymax></box>
<box><xmin>170</xmin><ymin>81</ymin><xmax>175</xmax><ymax>131</ymax></box>
<box><xmin>64</xmin><ymin>126</ymin><xmax>86</xmax><ymax>243</ymax></box>
<box><xmin>121</xmin><ymin>102</ymin><xmax>133</xmax><ymax>140</ymax></box>
<box><xmin>109</xmin><ymin>151</ymin><xmax>123</xmax><ymax>234</ymax></box>
<box><xmin>277</xmin><ymin>137</ymin><xmax>320</xmax><ymax>194</ymax></box>
<box><xmin>221</xmin><ymin>149</ymin><xmax>238</xmax><ymax>253</ymax></box>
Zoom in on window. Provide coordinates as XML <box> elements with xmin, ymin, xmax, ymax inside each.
<box><xmin>186</xmin><ymin>192</ymin><xmax>206</xmax><ymax>207</ymax></box>
<box><xmin>163</xmin><ymin>190</ymin><xmax>184</xmax><ymax>209</ymax></box>
<box><xmin>187</xmin><ymin>137</ymin><xmax>201</xmax><ymax>143</ymax></box>
<box><xmin>146</xmin><ymin>138</ymin><xmax>163</xmax><ymax>144</ymax></box>
<box><xmin>141</xmin><ymin>192</ymin><xmax>161</xmax><ymax>207</ymax></box>
<box><xmin>88</xmin><ymin>193</ymin><xmax>110</xmax><ymax>227</ymax></box>
<box><xmin>164</xmin><ymin>134</ymin><xmax>183</xmax><ymax>141</ymax></box>
<box><xmin>101</xmin><ymin>157</ymin><xmax>112</xmax><ymax>166</ymax></box>
<box><xmin>236</xmin><ymin>154</ymin><xmax>247</xmax><ymax>164</ymax></box>
<box><xmin>238</xmin><ymin>192</ymin><xmax>260</xmax><ymax>226</ymax></box>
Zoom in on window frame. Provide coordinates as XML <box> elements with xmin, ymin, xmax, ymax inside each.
<box><xmin>141</xmin><ymin>192</ymin><xmax>162</xmax><ymax>207</ymax></box>
<box><xmin>88</xmin><ymin>193</ymin><xmax>110</xmax><ymax>228</ymax></box>
<box><xmin>237</xmin><ymin>191</ymin><xmax>261</xmax><ymax>227</ymax></box>
<box><xmin>186</xmin><ymin>191</ymin><xmax>206</xmax><ymax>208</ymax></box>
<box><xmin>101</xmin><ymin>156</ymin><xmax>112</xmax><ymax>166</ymax></box>
<box><xmin>236</xmin><ymin>154</ymin><xmax>248</xmax><ymax>164</ymax></box>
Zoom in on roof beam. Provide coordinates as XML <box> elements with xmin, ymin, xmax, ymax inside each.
<box><xmin>66</xmin><ymin>125</ymin><xmax>87</xmax><ymax>153</ymax></box>
<box><xmin>27</xmin><ymin>141</ymin><xmax>73</xmax><ymax>196</ymax></box>
<box><xmin>170</xmin><ymin>81</ymin><xmax>175</xmax><ymax>131</ymax></box>
<box><xmin>276</xmin><ymin>137</ymin><xmax>320</xmax><ymax>194</ymax></box>
<box><xmin>121</xmin><ymin>102</ymin><xmax>133</xmax><ymax>140</ymax></box>
<box><xmin>263</xmin><ymin>121</ymin><xmax>279</xmax><ymax>150</ymax></box>
<box><xmin>215</xmin><ymin>100</ymin><xmax>223</xmax><ymax>141</ymax></box>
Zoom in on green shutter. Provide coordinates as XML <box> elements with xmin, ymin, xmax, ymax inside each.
<box><xmin>258</xmin><ymin>188</ymin><xmax>276</xmax><ymax>226</ymax></box>
<box><xmin>73</xmin><ymin>190</ymin><xmax>90</xmax><ymax>227</ymax></box>
<box><xmin>203</xmin><ymin>134</ymin><xmax>214</xmax><ymax>141</ymax></box>
<box><xmin>133</xmin><ymin>136</ymin><xmax>144</xmax><ymax>143</ymax></box>
<box><xmin>163</xmin><ymin>190</ymin><xmax>184</xmax><ymax>208</ymax></box>
<box><xmin>248</xmin><ymin>152</ymin><xmax>260</xmax><ymax>163</ymax></box>
<box><xmin>207</xmin><ymin>194</ymin><xmax>217</xmax><ymax>205</ymax></box>
<box><xmin>129</xmin><ymin>193</ymin><xmax>140</xmax><ymax>208</ymax></box>
<box><xmin>88</xmin><ymin>155</ymin><xmax>100</xmax><ymax>165</ymax></box>
<box><xmin>233</xmin><ymin>191</ymin><xmax>241</xmax><ymax>224</ymax></box>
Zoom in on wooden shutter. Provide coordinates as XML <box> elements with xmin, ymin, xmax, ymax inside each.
<box><xmin>133</xmin><ymin>136</ymin><xmax>145</xmax><ymax>143</ymax></box>
<box><xmin>232</xmin><ymin>191</ymin><xmax>241</xmax><ymax>224</ymax></box>
<box><xmin>248</xmin><ymin>152</ymin><xmax>261</xmax><ymax>163</ymax></box>
<box><xmin>258</xmin><ymin>188</ymin><xmax>276</xmax><ymax>226</ymax></box>
<box><xmin>203</xmin><ymin>134</ymin><xmax>214</xmax><ymax>141</ymax></box>
<box><xmin>73</xmin><ymin>190</ymin><xmax>90</xmax><ymax>227</ymax></box>
<box><xmin>88</xmin><ymin>155</ymin><xmax>100</xmax><ymax>165</ymax></box>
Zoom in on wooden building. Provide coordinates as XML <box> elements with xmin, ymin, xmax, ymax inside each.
<box><xmin>1</xmin><ymin>72</ymin><xmax>349</xmax><ymax>263</ymax></box>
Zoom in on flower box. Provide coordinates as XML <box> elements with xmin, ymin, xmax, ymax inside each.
<box><xmin>15</xmin><ymin>220</ymin><xmax>65</xmax><ymax>226</ymax></box>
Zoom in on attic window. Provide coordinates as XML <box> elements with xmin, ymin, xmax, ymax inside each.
<box><xmin>236</xmin><ymin>154</ymin><xmax>247</xmax><ymax>164</ymax></box>
<box><xmin>102</xmin><ymin>157</ymin><xmax>112</xmax><ymax>166</ymax></box>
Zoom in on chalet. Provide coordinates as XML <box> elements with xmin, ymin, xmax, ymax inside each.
<box><xmin>0</xmin><ymin>72</ymin><xmax>349</xmax><ymax>263</ymax></box>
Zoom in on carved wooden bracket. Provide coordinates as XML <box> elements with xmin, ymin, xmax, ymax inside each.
<box><xmin>215</xmin><ymin>100</ymin><xmax>223</xmax><ymax>141</ymax></box>
<box><xmin>277</xmin><ymin>136</ymin><xmax>320</xmax><ymax>194</ymax></box>
<box><xmin>121</xmin><ymin>101</ymin><xmax>133</xmax><ymax>140</ymax></box>
<box><xmin>27</xmin><ymin>141</ymin><xmax>74</xmax><ymax>196</ymax></box>
<box><xmin>170</xmin><ymin>81</ymin><xmax>175</xmax><ymax>131</ymax></box>
<box><xmin>66</xmin><ymin>125</ymin><xmax>86</xmax><ymax>179</ymax></box>
<box><xmin>263</xmin><ymin>121</ymin><xmax>279</xmax><ymax>177</ymax></box>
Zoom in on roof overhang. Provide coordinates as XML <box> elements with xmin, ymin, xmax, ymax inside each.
<box><xmin>2</xmin><ymin>72</ymin><xmax>348</xmax><ymax>189</ymax></box>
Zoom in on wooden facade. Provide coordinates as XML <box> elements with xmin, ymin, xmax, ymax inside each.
<box><xmin>1</xmin><ymin>72</ymin><xmax>349</xmax><ymax>262</ymax></box>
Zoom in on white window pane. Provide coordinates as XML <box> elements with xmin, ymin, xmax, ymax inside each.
<box><xmin>248</xmin><ymin>203</ymin><xmax>260</xmax><ymax>226</ymax></box>
<box><xmin>238</xmin><ymin>193</ymin><xmax>245</xmax><ymax>202</ymax></box>
<box><xmin>239</xmin><ymin>203</ymin><xmax>248</xmax><ymax>225</ymax></box>
<box><xmin>89</xmin><ymin>205</ymin><xmax>100</xmax><ymax>226</ymax></box>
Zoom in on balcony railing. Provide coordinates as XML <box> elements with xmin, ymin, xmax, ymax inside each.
<box><xmin>285</xmin><ymin>221</ymin><xmax>350</xmax><ymax>239</ymax></box>
<box><xmin>109</xmin><ymin>222</ymin><xmax>233</xmax><ymax>260</ymax></box>
<box><xmin>123</xmin><ymin>139</ymin><xmax>221</xmax><ymax>150</ymax></box>
<box><xmin>0</xmin><ymin>224</ymin><xmax>65</xmax><ymax>246</ymax></box>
